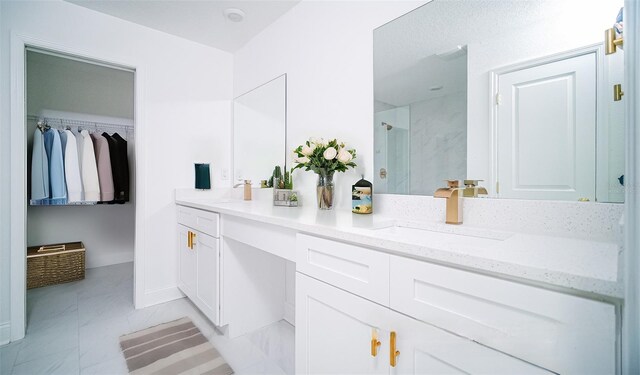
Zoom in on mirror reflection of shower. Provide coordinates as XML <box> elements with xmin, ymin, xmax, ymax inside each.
<box><xmin>374</xmin><ymin>107</ymin><xmax>410</xmax><ymax>194</ymax></box>
<box><xmin>374</xmin><ymin>40</ymin><xmax>467</xmax><ymax>196</ymax></box>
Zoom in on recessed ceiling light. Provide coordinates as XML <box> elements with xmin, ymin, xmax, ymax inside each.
<box><xmin>224</xmin><ymin>8</ymin><xmax>245</xmax><ymax>23</ymax></box>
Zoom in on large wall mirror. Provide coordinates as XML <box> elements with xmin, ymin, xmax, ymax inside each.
<box><xmin>374</xmin><ymin>0</ymin><xmax>625</xmax><ymax>202</ymax></box>
<box><xmin>234</xmin><ymin>74</ymin><xmax>287</xmax><ymax>185</ymax></box>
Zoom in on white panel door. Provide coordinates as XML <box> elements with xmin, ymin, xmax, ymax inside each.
<box><xmin>497</xmin><ymin>52</ymin><xmax>596</xmax><ymax>200</ymax></box>
<box><xmin>390</xmin><ymin>311</ymin><xmax>552</xmax><ymax>375</ymax></box>
<box><xmin>296</xmin><ymin>273</ymin><xmax>389</xmax><ymax>375</ymax></box>
<box><xmin>177</xmin><ymin>224</ymin><xmax>196</xmax><ymax>300</ymax></box>
<box><xmin>195</xmin><ymin>232</ymin><xmax>220</xmax><ymax>325</ymax></box>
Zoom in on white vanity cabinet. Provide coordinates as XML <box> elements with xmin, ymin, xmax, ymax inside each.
<box><xmin>296</xmin><ymin>233</ymin><xmax>617</xmax><ymax>374</ymax></box>
<box><xmin>297</xmin><ymin>273</ymin><xmax>549</xmax><ymax>374</ymax></box>
<box><xmin>176</xmin><ymin>205</ymin><xmax>221</xmax><ymax>325</ymax></box>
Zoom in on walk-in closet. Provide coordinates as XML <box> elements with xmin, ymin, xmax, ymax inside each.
<box><xmin>25</xmin><ymin>49</ymin><xmax>136</xmax><ymax>319</ymax></box>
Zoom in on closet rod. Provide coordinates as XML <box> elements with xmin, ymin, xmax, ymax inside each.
<box><xmin>27</xmin><ymin>115</ymin><xmax>134</xmax><ymax>131</ymax></box>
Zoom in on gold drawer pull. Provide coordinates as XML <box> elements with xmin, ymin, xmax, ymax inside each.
<box><xmin>390</xmin><ymin>331</ymin><xmax>400</xmax><ymax>367</ymax></box>
<box><xmin>371</xmin><ymin>330</ymin><xmax>381</xmax><ymax>357</ymax></box>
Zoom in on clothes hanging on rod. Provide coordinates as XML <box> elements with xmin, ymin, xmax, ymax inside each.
<box><xmin>104</xmin><ymin>132</ymin><xmax>129</xmax><ymax>203</ymax></box>
<box><xmin>63</xmin><ymin>129</ymin><xmax>83</xmax><ymax>203</ymax></box>
<box><xmin>91</xmin><ymin>133</ymin><xmax>114</xmax><ymax>202</ymax></box>
<box><xmin>78</xmin><ymin>129</ymin><xmax>101</xmax><ymax>202</ymax></box>
<box><xmin>31</xmin><ymin>127</ymin><xmax>49</xmax><ymax>201</ymax></box>
<box><xmin>29</xmin><ymin>116</ymin><xmax>132</xmax><ymax>205</ymax></box>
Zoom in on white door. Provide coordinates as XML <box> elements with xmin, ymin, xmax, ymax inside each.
<box><xmin>195</xmin><ymin>232</ymin><xmax>220</xmax><ymax>325</ymax></box>
<box><xmin>389</xmin><ymin>311</ymin><xmax>552</xmax><ymax>375</ymax></box>
<box><xmin>177</xmin><ymin>224</ymin><xmax>196</xmax><ymax>300</ymax></box>
<box><xmin>497</xmin><ymin>52</ymin><xmax>596</xmax><ymax>201</ymax></box>
<box><xmin>296</xmin><ymin>273</ymin><xmax>389</xmax><ymax>375</ymax></box>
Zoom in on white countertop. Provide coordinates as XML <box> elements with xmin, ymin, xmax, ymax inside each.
<box><xmin>175</xmin><ymin>196</ymin><xmax>622</xmax><ymax>299</ymax></box>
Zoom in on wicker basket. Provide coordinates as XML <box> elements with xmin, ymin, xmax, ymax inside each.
<box><xmin>27</xmin><ymin>242</ymin><xmax>85</xmax><ymax>289</ymax></box>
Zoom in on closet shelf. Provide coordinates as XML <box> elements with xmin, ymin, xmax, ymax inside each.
<box><xmin>27</xmin><ymin>114</ymin><xmax>134</xmax><ymax>132</ymax></box>
<box><xmin>29</xmin><ymin>199</ymin><xmax>99</xmax><ymax>206</ymax></box>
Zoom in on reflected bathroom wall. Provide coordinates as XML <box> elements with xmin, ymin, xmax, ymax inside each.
<box><xmin>409</xmin><ymin>90</ymin><xmax>466</xmax><ymax>196</ymax></box>
<box><xmin>374</xmin><ymin>107</ymin><xmax>409</xmax><ymax>194</ymax></box>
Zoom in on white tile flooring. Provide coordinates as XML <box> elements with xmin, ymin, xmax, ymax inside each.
<box><xmin>0</xmin><ymin>262</ymin><xmax>294</xmax><ymax>375</ymax></box>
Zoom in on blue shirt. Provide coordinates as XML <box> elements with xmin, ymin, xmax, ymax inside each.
<box><xmin>43</xmin><ymin>129</ymin><xmax>67</xmax><ymax>203</ymax></box>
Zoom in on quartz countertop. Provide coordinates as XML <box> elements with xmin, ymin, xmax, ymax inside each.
<box><xmin>175</xmin><ymin>196</ymin><xmax>622</xmax><ymax>299</ymax></box>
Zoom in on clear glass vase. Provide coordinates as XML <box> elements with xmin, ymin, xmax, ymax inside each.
<box><xmin>316</xmin><ymin>170</ymin><xmax>335</xmax><ymax>210</ymax></box>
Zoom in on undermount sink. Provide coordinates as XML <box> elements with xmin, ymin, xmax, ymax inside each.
<box><xmin>372</xmin><ymin>220</ymin><xmax>512</xmax><ymax>244</ymax></box>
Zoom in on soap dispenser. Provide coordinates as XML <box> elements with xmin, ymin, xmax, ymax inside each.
<box><xmin>352</xmin><ymin>176</ymin><xmax>373</xmax><ymax>214</ymax></box>
<box><xmin>243</xmin><ymin>180</ymin><xmax>252</xmax><ymax>201</ymax></box>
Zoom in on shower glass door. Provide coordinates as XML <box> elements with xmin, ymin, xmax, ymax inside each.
<box><xmin>374</xmin><ymin>106</ymin><xmax>410</xmax><ymax>194</ymax></box>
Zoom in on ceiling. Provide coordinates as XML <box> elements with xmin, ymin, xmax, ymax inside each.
<box><xmin>65</xmin><ymin>0</ymin><xmax>301</xmax><ymax>52</ymax></box>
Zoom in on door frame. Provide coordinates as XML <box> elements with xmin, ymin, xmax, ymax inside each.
<box><xmin>489</xmin><ymin>44</ymin><xmax>604</xmax><ymax>199</ymax></box>
<box><xmin>9</xmin><ymin>32</ymin><xmax>147</xmax><ymax>341</ymax></box>
<box><xmin>623</xmin><ymin>0</ymin><xmax>640</xmax><ymax>372</ymax></box>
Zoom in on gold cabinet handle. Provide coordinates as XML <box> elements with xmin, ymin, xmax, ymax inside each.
<box><xmin>390</xmin><ymin>331</ymin><xmax>400</xmax><ymax>367</ymax></box>
<box><xmin>371</xmin><ymin>330</ymin><xmax>381</xmax><ymax>357</ymax></box>
<box><xmin>187</xmin><ymin>231</ymin><xmax>192</xmax><ymax>249</ymax></box>
<box><xmin>190</xmin><ymin>232</ymin><xmax>196</xmax><ymax>249</ymax></box>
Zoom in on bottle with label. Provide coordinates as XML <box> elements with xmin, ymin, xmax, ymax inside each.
<box><xmin>352</xmin><ymin>176</ymin><xmax>373</xmax><ymax>214</ymax></box>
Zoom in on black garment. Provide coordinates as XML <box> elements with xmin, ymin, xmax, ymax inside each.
<box><xmin>103</xmin><ymin>132</ymin><xmax>130</xmax><ymax>203</ymax></box>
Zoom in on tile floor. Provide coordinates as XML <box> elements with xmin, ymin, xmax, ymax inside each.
<box><xmin>0</xmin><ymin>262</ymin><xmax>294</xmax><ymax>375</ymax></box>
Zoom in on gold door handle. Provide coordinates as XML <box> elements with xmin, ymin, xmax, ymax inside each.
<box><xmin>371</xmin><ymin>330</ymin><xmax>381</xmax><ymax>357</ymax></box>
<box><xmin>614</xmin><ymin>84</ymin><xmax>624</xmax><ymax>101</ymax></box>
<box><xmin>390</xmin><ymin>331</ymin><xmax>400</xmax><ymax>367</ymax></box>
<box><xmin>191</xmin><ymin>232</ymin><xmax>196</xmax><ymax>249</ymax></box>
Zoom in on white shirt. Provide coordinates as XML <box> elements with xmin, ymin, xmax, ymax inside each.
<box><xmin>77</xmin><ymin>130</ymin><xmax>100</xmax><ymax>202</ymax></box>
<box><xmin>64</xmin><ymin>130</ymin><xmax>83</xmax><ymax>202</ymax></box>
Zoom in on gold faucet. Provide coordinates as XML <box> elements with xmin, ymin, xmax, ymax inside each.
<box><xmin>434</xmin><ymin>180</ymin><xmax>463</xmax><ymax>225</ymax></box>
<box><xmin>462</xmin><ymin>180</ymin><xmax>488</xmax><ymax>198</ymax></box>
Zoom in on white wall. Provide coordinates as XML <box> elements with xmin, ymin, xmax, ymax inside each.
<box><xmin>0</xmin><ymin>0</ymin><xmax>233</xmax><ymax>342</ymax></box>
<box><xmin>233</xmin><ymin>0</ymin><xmax>427</xmax><ymax>208</ymax></box>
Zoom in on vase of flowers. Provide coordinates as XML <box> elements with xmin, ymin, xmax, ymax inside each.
<box><xmin>293</xmin><ymin>137</ymin><xmax>357</xmax><ymax>210</ymax></box>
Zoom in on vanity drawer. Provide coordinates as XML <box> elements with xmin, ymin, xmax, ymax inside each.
<box><xmin>296</xmin><ymin>234</ymin><xmax>389</xmax><ymax>306</ymax></box>
<box><xmin>176</xmin><ymin>205</ymin><xmax>219</xmax><ymax>238</ymax></box>
<box><xmin>389</xmin><ymin>255</ymin><xmax>616</xmax><ymax>374</ymax></box>
<box><xmin>222</xmin><ymin>215</ymin><xmax>296</xmax><ymax>262</ymax></box>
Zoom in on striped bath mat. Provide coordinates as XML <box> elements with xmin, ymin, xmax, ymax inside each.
<box><xmin>119</xmin><ymin>317</ymin><xmax>234</xmax><ymax>375</ymax></box>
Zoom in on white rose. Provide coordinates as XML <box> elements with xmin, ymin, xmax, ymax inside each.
<box><xmin>301</xmin><ymin>144</ymin><xmax>316</xmax><ymax>156</ymax></box>
<box><xmin>296</xmin><ymin>156</ymin><xmax>310</xmax><ymax>164</ymax></box>
<box><xmin>323</xmin><ymin>147</ymin><xmax>338</xmax><ymax>160</ymax></box>
<box><xmin>318</xmin><ymin>138</ymin><xmax>329</xmax><ymax>147</ymax></box>
<box><xmin>309</xmin><ymin>137</ymin><xmax>319</xmax><ymax>145</ymax></box>
<box><xmin>337</xmin><ymin>148</ymin><xmax>352</xmax><ymax>163</ymax></box>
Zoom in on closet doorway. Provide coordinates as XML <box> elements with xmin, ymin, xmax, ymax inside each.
<box><xmin>24</xmin><ymin>48</ymin><xmax>136</xmax><ymax>331</ymax></box>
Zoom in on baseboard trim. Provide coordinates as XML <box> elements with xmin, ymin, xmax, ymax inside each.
<box><xmin>138</xmin><ymin>286</ymin><xmax>184</xmax><ymax>309</ymax></box>
<box><xmin>0</xmin><ymin>321</ymin><xmax>11</xmax><ymax>346</ymax></box>
<box><xmin>284</xmin><ymin>302</ymin><xmax>295</xmax><ymax>326</ymax></box>
<box><xmin>86</xmin><ymin>252</ymin><xmax>134</xmax><ymax>269</ymax></box>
